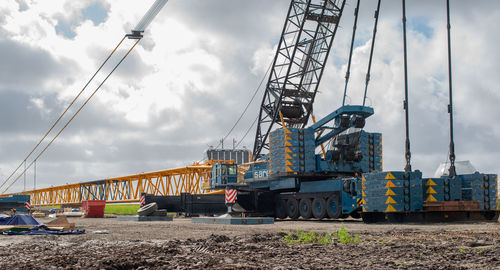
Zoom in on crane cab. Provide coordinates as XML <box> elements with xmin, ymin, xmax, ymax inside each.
<box><xmin>209</xmin><ymin>163</ymin><xmax>238</xmax><ymax>189</ymax></box>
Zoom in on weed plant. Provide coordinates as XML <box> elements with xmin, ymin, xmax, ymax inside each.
<box><xmin>281</xmin><ymin>225</ymin><xmax>359</xmax><ymax>245</ymax></box>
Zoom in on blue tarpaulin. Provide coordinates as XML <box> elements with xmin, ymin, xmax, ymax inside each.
<box><xmin>0</xmin><ymin>214</ymin><xmax>40</xmax><ymax>226</ymax></box>
<box><xmin>3</xmin><ymin>225</ymin><xmax>85</xmax><ymax>235</ymax></box>
<box><xmin>0</xmin><ymin>214</ymin><xmax>85</xmax><ymax>235</ymax></box>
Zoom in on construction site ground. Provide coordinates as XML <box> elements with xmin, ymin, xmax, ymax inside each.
<box><xmin>0</xmin><ymin>216</ymin><xmax>499</xmax><ymax>269</ymax></box>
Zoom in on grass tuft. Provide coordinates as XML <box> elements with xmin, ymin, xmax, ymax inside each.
<box><xmin>104</xmin><ymin>204</ymin><xmax>140</xmax><ymax>215</ymax></box>
<box><xmin>282</xmin><ymin>225</ymin><xmax>359</xmax><ymax>245</ymax></box>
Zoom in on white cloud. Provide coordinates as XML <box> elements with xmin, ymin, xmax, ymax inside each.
<box><xmin>0</xmin><ymin>0</ymin><xmax>499</xmax><ymax>192</ymax></box>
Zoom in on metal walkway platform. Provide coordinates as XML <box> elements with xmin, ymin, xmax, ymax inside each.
<box><xmin>191</xmin><ymin>217</ymin><xmax>274</xmax><ymax>225</ymax></box>
<box><xmin>117</xmin><ymin>215</ymin><xmax>173</xmax><ymax>222</ymax></box>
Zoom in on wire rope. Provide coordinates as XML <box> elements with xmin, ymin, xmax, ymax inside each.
<box><xmin>0</xmin><ymin>36</ymin><xmax>127</xmax><ymax>191</ymax></box>
<box><xmin>213</xmin><ymin>61</ymin><xmax>273</xmax><ymax>150</ymax></box>
<box><xmin>2</xmin><ymin>39</ymin><xmax>141</xmax><ymax>194</ymax></box>
<box><xmin>362</xmin><ymin>0</ymin><xmax>382</xmax><ymax>107</ymax></box>
<box><xmin>236</xmin><ymin>114</ymin><xmax>259</xmax><ymax>149</ymax></box>
<box><xmin>342</xmin><ymin>0</ymin><xmax>361</xmax><ymax>106</ymax></box>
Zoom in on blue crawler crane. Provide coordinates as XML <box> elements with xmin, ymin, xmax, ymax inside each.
<box><xmin>210</xmin><ymin>105</ymin><xmax>384</xmax><ymax>220</ymax></box>
<box><xmin>210</xmin><ymin>104</ymin><xmax>499</xmax><ymax>222</ymax></box>
<box><xmin>160</xmin><ymin>0</ymin><xmax>500</xmax><ymax>222</ymax></box>
<box><xmin>208</xmin><ymin>0</ymin><xmax>499</xmax><ymax>222</ymax></box>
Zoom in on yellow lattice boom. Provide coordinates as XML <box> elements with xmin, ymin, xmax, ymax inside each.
<box><xmin>1</xmin><ymin>162</ymin><xmax>224</xmax><ymax>206</ymax></box>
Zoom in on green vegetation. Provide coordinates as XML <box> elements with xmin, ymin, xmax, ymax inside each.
<box><xmin>104</xmin><ymin>204</ymin><xmax>140</xmax><ymax>215</ymax></box>
<box><xmin>334</xmin><ymin>225</ymin><xmax>360</xmax><ymax>243</ymax></box>
<box><xmin>282</xmin><ymin>229</ymin><xmax>333</xmax><ymax>245</ymax></box>
<box><xmin>281</xmin><ymin>225</ymin><xmax>359</xmax><ymax>245</ymax></box>
<box><xmin>459</xmin><ymin>247</ymin><xmax>465</xmax><ymax>253</ymax></box>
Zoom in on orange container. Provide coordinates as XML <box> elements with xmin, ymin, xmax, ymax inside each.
<box><xmin>81</xmin><ymin>200</ymin><xmax>106</xmax><ymax>218</ymax></box>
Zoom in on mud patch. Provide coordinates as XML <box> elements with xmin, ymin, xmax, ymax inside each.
<box><xmin>0</xmin><ymin>229</ymin><xmax>499</xmax><ymax>269</ymax></box>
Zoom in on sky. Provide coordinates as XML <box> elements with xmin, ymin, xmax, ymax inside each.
<box><xmin>0</xmin><ymin>0</ymin><xmax>499</xmax><ymax>193</ymax></box>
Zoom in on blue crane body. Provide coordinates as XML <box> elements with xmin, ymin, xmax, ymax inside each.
<box><xmin>208</xmin><ymin>105</ymin><xmax>499</xmax><ymax>222</ymax></box>
<box><xmin>146</xmin><ymin>0</ymin><xmax>499</xmax><ymax>222</ymax></box>
<box><xmin>209</xmin><ymin>105</ymin><xmax>381</xmax><ymax>219</ymax></box>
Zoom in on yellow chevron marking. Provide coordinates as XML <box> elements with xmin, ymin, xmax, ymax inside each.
<box><xmin>285</xmin><ymin>160</ymin><xmax>292</xmax><ymax>166</ymax></box>
<box><xmin>425</xmin><ymin>195</ymin><xmax>437</xmax><ymax>202</ymax></box>
<box><xmin>362</xmin><ymin>190</ymin><xmax>366</xmax><ymax>197</ymax></box>
<box><xmin>285</xmin><ymin>135</ymin><xmax>291</xmax><ymax>141</ymax></box>
<box><xmin>285</xmin><ymin>154</ymin><xmax>292</xmax><ymax>160</ymax></box>
<box><xmin>362</xmin><ymin>175</ymin><xmax>366</xmax><ymax>181</ymax></box>
<box><xmin>385</xmin><ymin>172</ymin><xmax>396</xmax><ymax>180</ymax></box>
<box><xmin>286</xmin><ymin>166</ymin><xmax>293</xmax><ymax>172</ymax></box>
<box><xmin>385</xmin><ymin>204</ymin><xmax>396</xmax><ymax>212</ymax></box>
<box><xmin>426</xmin><ymin>186</ymin><xmax>437</xmax><ymax>194</ymax></box>
<box><xmin>285</xmin><ymin>147</ymin><xmax>292</xmax><ymax>153</ymax></box>
<box><xmin>425</xmin><ymin>179</ymin><xmax>437</xmax><ymax>186</ymax></box>
<box><xmin>385</xmin><ymin>180</ymin><xmax>396</xmax><ymax>188</ymax></box>
<box><xmin>284</xmin><ymin>128</ymin><xmax>292</xmax><ymax>134</ymax></box>
<box><xmin>362</xmin><ymin>205</ymin><xmax>366</xmax><ymax>212</ymax></box>
<box><xmin>362</xmin><ymin>182</ymin><xmax>366</xmax><ymax>189</ymax></box>
<box><xmin>359</xmin><ymin>198</ymin><xmax>366</xmax><ymax>205</ymax></box>
<box><xmin>385</xmin><ymin>188</ymin><xmax>396</xmax><ymax>196</ymax></box>
<box><xmin>285</xmin><ymin>141</ymin><xmax>292</xmax><ymax>147</ymax></box>
<box><xmin>385</xmin><ymin>196</ymin><xmax>397</xmax><ymax>204</ymax></box>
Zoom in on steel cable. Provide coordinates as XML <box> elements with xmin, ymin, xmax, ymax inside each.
<box><xmin>0</xmin><ymin>36</ymin><xmax>127</xmax><ymax>192</ymax></box>
<box><xmin>2</xmin><ymin>39</ymin><xmax>141</xmax><ymax>194</ymax></box>
<box><xmin>362</xmin><ymin>0</ymin><xmax>382</xmax><ymax>107</ymax></box>
<box><xmin>236</xmin><ymin>114</ymin><xmax>259</xmax><ymax>149</ymax></box>
<box><xmin>214</xmin><ymin>17</ymin><xmax>299</xmax><ymax>151</ymax></box>
<box><xmin>213</xmin><ymin>61</ymin><xmax>272</xmax><ymax>150</ymax></box>
<box><xmin>342</xmin><ymin>0</ymin><xmax>361</xmax><ymax>106</ymax></box>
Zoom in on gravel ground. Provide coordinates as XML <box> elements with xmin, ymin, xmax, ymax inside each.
<box><xmin>0</xmin><ymin>217</ymin><xmax>499</xmax><ymax>269</ymax></box>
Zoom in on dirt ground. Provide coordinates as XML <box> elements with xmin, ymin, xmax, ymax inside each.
<box><xmin>0</xmin><ymin>216</ymin><xmax>499</xmax><ymax>269</ymax></box>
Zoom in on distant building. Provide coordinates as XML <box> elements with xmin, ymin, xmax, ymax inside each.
<box><xmin>205</xmin><ymin>148</ymin><xmax>252</xmax><ymax>165</ymax></box>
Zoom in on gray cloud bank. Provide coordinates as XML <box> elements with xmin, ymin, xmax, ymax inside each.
<box><xmin>0</xmin><ymin>0</ymin><xmax>499</xmax><ymax>192</ymax></box>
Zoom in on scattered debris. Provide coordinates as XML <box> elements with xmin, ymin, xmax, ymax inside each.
<box><xmin>46</xmin><ymin>216</ymin><xmax>76</xmax><ymax>231</ymax></box>
<box><xmin>137</xmin><ymin>202</ymin><xmax>158</xmax><ymax>216</ymax></box>
<box><xmin>0</xmin><ymin>214</ymin><xmax>84</xmax><ymax>235</ymax></box>
<box><xmin>0</xmin><ymin>220</ymin><xmax>498</xmax><ymax>269</ymax></box>
<box><xmin>3</xmin><ymin>225</ymin><xmax>85</xmax><ymax>235</ymax></box>
<box><xmin>31</xmin><ymin>212</ymin><xmax>46</xmax><ymax>218</ymax></box>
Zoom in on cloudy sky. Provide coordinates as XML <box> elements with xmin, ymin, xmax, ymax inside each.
<box><xmin>0</xmin><ymin>0</ymin><xmax>499</xmax><ymax>193</ymax></box>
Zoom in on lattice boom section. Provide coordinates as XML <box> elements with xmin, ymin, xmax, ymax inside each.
<box><xmin>9</xmin><ymin>165</ymin><xmax>212</xmax><ymax>206</ymax></box>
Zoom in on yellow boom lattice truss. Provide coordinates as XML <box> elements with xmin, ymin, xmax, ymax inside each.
<box><xmin>3</xmin><ymin>163</ymin><xmax>217</xmax><ymax>206</ymax></box>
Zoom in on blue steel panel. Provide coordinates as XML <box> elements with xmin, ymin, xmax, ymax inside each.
<box><xmin>270</xmin><ymin>178</ymin><xmax>298</xmax><ymax>191</ymax></box>
<box><xmin>299</xmin><ymin>179</ymin><xmax>343</xmax><ymax>193</ymax></box>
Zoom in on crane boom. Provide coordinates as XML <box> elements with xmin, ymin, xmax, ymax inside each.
<box><xmin>253</xmin><ymin>0</ymin><xmax>346</xmax><ymax>159</ymax></box>
<box><xmin>129</xmin><ymin>0</ymin><xmax>169</xmax><ymax>38</ymax></box>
